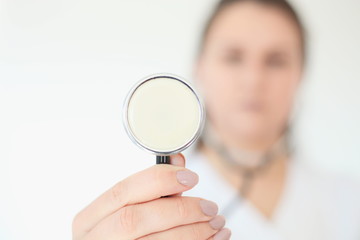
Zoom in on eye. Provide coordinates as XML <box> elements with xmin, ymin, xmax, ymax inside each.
<box><xmin>266</xmin><ymin>54</ymin><xmax>288</xmax><ymax>68</ymax></box>
<box><xmin>222</xmin><ymin>49</ymin><xmax>243</xmax><ymax>65</ymax></box>
<box><xmin>225</xmin><ymin>54</ymin><xmax>242</xmax><ymax>64</ymax></box>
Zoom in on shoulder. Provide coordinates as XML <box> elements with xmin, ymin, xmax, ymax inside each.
<box><xmin>290</xmin><ymin>159</ymin><xmax>360</xmax><ymax>203</ymax></box>
<box><xmin>287</xmin><ymin>159</ymin><xmax>360</xmax><ymax>238</ymax></box>
<box><xmin>270</xmin><ymin>157</ymin><xmax>360</xmax><ymax>239</ymax></box>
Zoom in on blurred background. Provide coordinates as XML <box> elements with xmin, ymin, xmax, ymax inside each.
<box><xmin>0</xmin><ymin>0</ymin><xmax>359</xmax><ymax>239</ymax></box>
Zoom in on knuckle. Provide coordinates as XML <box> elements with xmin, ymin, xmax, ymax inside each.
<box><xmin>117</xmin><ymin>205</ymin><xmax>137</xmax><ymax>234</ymax></box>
<box><xmin>175</xmin><ymin>197</ymin><xmax>189</xmax><ymax>219</ymax></box>
<box><xmin>189</xmin><ymin>224</ymin><xmax>202</xmax><ymax>240</ymax></box>
<box><xmin>110</xmin><ymin>181</ymin><xmax>127</xmax><ymax>205</ymax></box>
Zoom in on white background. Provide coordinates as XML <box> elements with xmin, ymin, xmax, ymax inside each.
<box><xmin>0</xmin><ymin>0</ymin><xmax>359</xmax><ymax>239</ymax></box>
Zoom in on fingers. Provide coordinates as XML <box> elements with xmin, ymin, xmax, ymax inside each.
<box><xmin>137</xmin><ymin>215</ymin><xmax>226</xmax><ymax>240</ymax></box>
<box><xmin>208</xmin><ymin>228</ymin><xmax>232</xmax><ymax>240</ymax></box>
<box><xmin>86</xmin><ymin>196</ymin><xmax>219</xmax><ymax>240</ymax></box>
<box><xmin>170</xmin><ymin>153</ymin><xmax>185</xmax><ymax>167</ymax></box>
<box><xmin>170</xmin><ymin>153</ymin><xmax>185</xmax><ymax>197</ymax></box>
<box><xmin>73</xmin><ymin>154</ymin><xmax>197</xmax><ymax>237</ymax></box>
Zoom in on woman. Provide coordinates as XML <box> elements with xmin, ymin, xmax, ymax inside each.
<box><xmin>72</xmin><ymin>0</ymin><xmax>360</xmax><ymax>239</ymax></box>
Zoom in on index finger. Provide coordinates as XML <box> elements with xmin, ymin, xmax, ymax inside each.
<box><xmin>73</xmin><ymin>153</ymin><xmax>197</xmax><ymax>237</ymax></box>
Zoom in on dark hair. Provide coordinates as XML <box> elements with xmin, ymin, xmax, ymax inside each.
<box><xmin>199</xmin><ymin>0</ymin><xmax>307</xmax><ymax>62</ymax></box>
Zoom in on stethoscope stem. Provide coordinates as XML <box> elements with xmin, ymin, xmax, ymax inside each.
<box><xmin>156</xmin><ymin>155</ymin><xmax>170</xmax><ymax>164</ymax></box>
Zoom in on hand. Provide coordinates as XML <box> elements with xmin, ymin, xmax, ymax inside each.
<box><xmin>72</xmin><ymin>153</ymin><xmax>231</xmax><ymax>240</ymax></box>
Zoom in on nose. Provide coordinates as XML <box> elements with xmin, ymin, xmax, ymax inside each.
<box><xmin>238</xmin><ymin>61</ymin><xmax>265</xmax><ymax>91</ymax></box>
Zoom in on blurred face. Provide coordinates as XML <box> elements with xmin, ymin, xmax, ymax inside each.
<box><xmin>196</xmin><ymin>2</ymin><xmax>303</xmax><ymax>144</ymax></box>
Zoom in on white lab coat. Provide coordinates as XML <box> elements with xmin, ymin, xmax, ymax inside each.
<box><xmin>184</xmin><ymin>151</ymin><xmax>360</xmax><ymax>240</ymax></box>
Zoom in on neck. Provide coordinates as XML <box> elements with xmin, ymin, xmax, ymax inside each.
<box><xmin>210</xmin><ymin>124</ymin><xmax>283</xmax><ymax>154</ymax></box>
<box><xmin>199</xmin><ymin>129</ymin><xmax>289</xmax><ymax>219</ymax></box>
<box><xmin>199</xmin><ymin>138</ymin><xmax>287</xmax><ymax>180</ymax></box>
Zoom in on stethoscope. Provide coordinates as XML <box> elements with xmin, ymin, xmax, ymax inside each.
<box><xmin>123</xmin><ymin>73</ymin><xmax>205</xmax><ymax>164</ymax></box>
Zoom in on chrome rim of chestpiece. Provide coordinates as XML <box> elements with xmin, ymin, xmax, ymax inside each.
<box><xmin>122</xmin><ymin>73</ymin><xmax>205</xmax><ymax>156</ymax></box>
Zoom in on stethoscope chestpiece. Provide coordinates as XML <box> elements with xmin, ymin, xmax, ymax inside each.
<box><xmin>123</xmin><ymin>73</ymin><xmax>205</xmax><ymax>164</ymax></box>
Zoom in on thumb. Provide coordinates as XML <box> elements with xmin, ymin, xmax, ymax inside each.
<box><xmin>170</xmin><ymin>153</ymin><xmax>187</xmax><ymax>196</ymax></box>
<box><xmin>170</xmin><ymin>153</ymin><xmax>186</xmax><ymax>167</ymax></box>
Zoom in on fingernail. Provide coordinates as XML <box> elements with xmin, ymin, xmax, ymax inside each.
<box><xmin>209</xmin><ymin>215</ymin><xmax>226</xmax><ymax>230</ymax></box>
<box><xmin>214</xmin><ymin>228</ymin><xmax>231</xmax><ymax>240</ymax></box>
<box><xmin>176</xmin><ymin>170</ymin><xmax>199</xmax><ymax>187</ymax></box>
<box><xmin>200</xmin><ymin>199</ymin><xmax>218</xmax><ymax>216</ymax></box>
